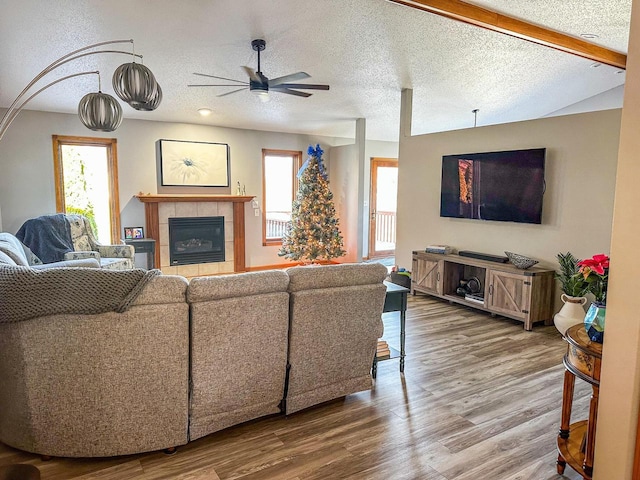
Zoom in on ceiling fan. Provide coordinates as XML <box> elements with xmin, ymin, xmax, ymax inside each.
<box><xmin>189</xmin><ymin>39</ymin><xmax>330</xmax><ymax>101</ymax></box>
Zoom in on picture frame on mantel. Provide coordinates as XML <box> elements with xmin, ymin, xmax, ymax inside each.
<box><xmin>159</xmin><ymin>139</ymin><xmax>230</xmax><ymax>187</ymax></box>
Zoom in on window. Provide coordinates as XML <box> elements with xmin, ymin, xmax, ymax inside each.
<box><xmin>262</xmin><ymin>149</ymin><xmax>302</xmax><ymax>245</ymax></box>
<box><xmin>52</xmin><ymin>135</ymin><xmax>121</xmax><ymax>244</ymax></box>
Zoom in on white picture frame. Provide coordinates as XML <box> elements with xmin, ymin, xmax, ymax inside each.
<box><xmin>159</xmin><ymin>139</ymin><xmax>230</xmax><ymax>187</ymax></box>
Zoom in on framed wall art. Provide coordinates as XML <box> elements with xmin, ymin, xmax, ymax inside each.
<box><xmin>159</xmin><ymin>139</ymin><xmax>230</xmax><ymax>187</ymax></box>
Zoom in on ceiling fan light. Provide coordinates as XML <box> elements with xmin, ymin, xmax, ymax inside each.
<box><xmin>251</xmin><ymin>82</ymin><xmax>270</xmax><ymax>102</ymax></box>
<box><xmin>253</xmin><ymin>90</ymin><xmax>270</xmax><ymax>102</ymax></box>
<box><xmin>112</xmin><ymin>62</ymin><xmax>161</xmax><ymax>109</ymax></box>
<box><xmin>77</xmin><ymin>91</ymin><xmax>123</xmax><ymax>132</ymax></box>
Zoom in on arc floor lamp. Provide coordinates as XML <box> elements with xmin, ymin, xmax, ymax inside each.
<box><xmin>0</xmin><ymin>39</ymin><xmax>162</xmax><ymax>142</ymax></box>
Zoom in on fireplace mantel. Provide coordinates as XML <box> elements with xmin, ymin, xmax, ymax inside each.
<box><xmin>135</xmin><ymin>194</ymin><xmax>254</xmax><ymax>273</ymax></box>
<box><xmin>135</xmin><ymin>194</ymin><xmax>254</xmax><ymax>204</ymax></box>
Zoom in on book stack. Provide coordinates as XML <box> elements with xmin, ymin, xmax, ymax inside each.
<box><xmin>377</xmin><ymin>340</ymin><xmax>391</xmax><ymax>360</ymax></box>
<box><xmin>425</xmin><ymin>244</ymin><xmax>452</xmax><ymax>254</ymax></box>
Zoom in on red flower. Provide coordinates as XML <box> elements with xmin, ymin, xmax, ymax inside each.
<box><xmin>578</xmin><ymin>254</ymin><xmax>610</xmax><ymax>277</ymax></box>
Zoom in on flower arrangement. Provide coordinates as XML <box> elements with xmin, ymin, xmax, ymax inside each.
<box><xmin>555</xmin><ymin>252</ymin><xmax>588</xmax><ymax>297</ymax></box>
<box><xmin>577</xmin><ymin>254</ymin><xmax>610</xmax><ymax>305</ymax></box>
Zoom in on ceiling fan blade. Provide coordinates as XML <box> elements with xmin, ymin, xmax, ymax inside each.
<box><xmin>274</xmin><ymin>88</ymin><xmax>312</xmax><ymax>98</ymax></box>
<box><xmin>271</xmin><ymin>83</ymin><xmax>330</xmax><ymax>91</ymax></box>
<box><xmin>269</xmin><ymin>72</ymin><xmax>310</xmax><ymax>86</ymax></box>
<box><xmin>217</xmin><ymin>87</ymin><xmax>248</xmax><ymax>97</ymax></box>
<box><xmin>188</xmin><ymin>84</ymin><xmax>250</xmax><ymax>87</ymax></box>
<box><xmin>192</xmin><ymin>73</ymin><xmax>247</xmax><ymax>84</ymax></box>
<box><xmin>242</xmin><ymin>66</ymin><xmax>261</xmax><ymax>82</ymax></box>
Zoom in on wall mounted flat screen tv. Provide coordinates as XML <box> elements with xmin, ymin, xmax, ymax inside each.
<box><xmin>440</xmin><ymin>148</ymin><xmax>546</xmax><ymax>224</ymax></box>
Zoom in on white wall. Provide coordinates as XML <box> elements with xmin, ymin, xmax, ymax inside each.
<box><xmin>330</xmin><ymin>139</ymin><xmax>399</xmax><ymax>262</ymax></box>
<box><xmin>396</xmin><ymin>109</ymin><xmax>621</xmax><ymax>283</ymax></box>
<box><xmin>0</xmin><ymin>108</ymin><xmax>345</xmax><ymax>267</ymax></box>
<box><xmin>545</xmin><ymin>85</ymin><xmax>625</xmax><ymax>118</ymax></box>
<box><xmin>330</xmin><ymin>144</ymin><xmax>359</xmax><ymax>262</ymax></box>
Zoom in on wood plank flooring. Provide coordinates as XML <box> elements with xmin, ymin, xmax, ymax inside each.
<box><xmin>0</xmin><ymin>294</ymin><xmax>590</xmax><ymax>479</ymax></box>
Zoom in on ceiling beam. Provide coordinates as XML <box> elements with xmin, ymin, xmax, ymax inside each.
<box><xmin>386</xmin><ymin>0</ymin><xmax>627</xmax><ymax>69</ymax></box>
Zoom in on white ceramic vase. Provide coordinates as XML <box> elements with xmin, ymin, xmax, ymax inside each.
<box><xmin>553</xmin><ymin>294</ymin><xmax>588</xmax><ymax>335</ymax></box>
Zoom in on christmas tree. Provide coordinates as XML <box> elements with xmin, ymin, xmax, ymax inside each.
<box><xmin>279</xmin><ymin>144</ymin><xmax>346</xmax><ymax>262</ymax></box>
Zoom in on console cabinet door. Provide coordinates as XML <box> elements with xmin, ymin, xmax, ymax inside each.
<box><xmin>412</xmin><ymin>255</ymin><xmax>442</xmax><ymax>295</ymax></box>
<box><xmin>487</xmin><ymin>270</ymin><xmax>530</xmax><ymax>319</ymax></box>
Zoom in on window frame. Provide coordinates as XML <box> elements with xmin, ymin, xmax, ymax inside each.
<box><xmin>261</xmin><ymin>149</ymin><xmax>302</xmax><ymax>246</ymax></box>
<box><xmin>52</xmin><ymin>135</ymin><xmax>121</xmax><ymax>244</ymax></box>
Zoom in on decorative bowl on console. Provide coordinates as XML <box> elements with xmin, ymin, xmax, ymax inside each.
<box><xmin>505</xmin><ymin>251</ymin><xmax>539</xmax><ymax>269</ymax></box>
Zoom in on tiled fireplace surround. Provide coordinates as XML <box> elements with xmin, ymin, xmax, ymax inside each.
<box><xmin>136</xmin><ymin>195</ymin><xmax>253</xmax><ymax>276</ymax></box>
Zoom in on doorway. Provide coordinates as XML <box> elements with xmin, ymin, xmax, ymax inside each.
<box><xmin>369</xmin><ymin>157</ymin><xmax>398</xmax><ymax>258</ymax></box>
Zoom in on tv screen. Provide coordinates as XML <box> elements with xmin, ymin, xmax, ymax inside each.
<box><xmin>440</xmin><ymin>148</ymin><xmax>546</xmax><ymax>224</ymax></box>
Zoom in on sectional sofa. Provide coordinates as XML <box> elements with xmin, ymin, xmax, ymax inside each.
<box><xmin>0</xmin><ymin>262</ymin><xmax>387</xmax><ymax>458</ymax></box>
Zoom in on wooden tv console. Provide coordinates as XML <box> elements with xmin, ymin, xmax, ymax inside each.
<box><xmin>411</xmin><ymin>251</ymin><xmax>556</xmax><ymax>330</ymax></box>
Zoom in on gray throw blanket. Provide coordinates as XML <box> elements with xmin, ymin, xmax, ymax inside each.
<box><xmin>16</xmin><ymin>214</ymin><xmax>74</xmax><ymax>263</ymax></box>
<box><xmin>0</xmin><ymin>266</ymin><xmax>161</xmax><ymax>323</ymax></box>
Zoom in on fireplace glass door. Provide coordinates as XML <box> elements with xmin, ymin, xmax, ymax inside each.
<box><xmin>168</xmin><ymin>216</ymin><xmax>225</xmax><ymax>266</ymax></box>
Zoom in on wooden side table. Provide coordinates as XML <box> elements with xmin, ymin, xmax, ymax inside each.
<box><xmin>557</xmin><ymin>324</ymin><xmax>602</xmax><ymax>479</ymax></box>
<box><xmin>372</xmin><ymin>281</ymin><xmax>409</xmax><ymax>378</ymax></box>
<box><xmin>124</xmin><ymin>238</ymin><xmax>156</xmax><ymax>269</ymax></box>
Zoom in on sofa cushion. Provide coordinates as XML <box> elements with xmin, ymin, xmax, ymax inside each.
<box><xmin>0</xmin><ymin>250</ymin><xmax>16</xmax><ymax>266</ymax></box>
<box><xmin>131</xmin><ymin>275</ymin><xmax>188</xmax><ymax>306</ymax></box>
<box><xmin>99</xmin><ymin>258</ymin><xmax>134</xmax><ymax>270</ymax></box>
<box><xmin>286</xmin><ymin>262</ymin><xmax>389</xmax><ymax>292</ymax></box>
<box><xmin>0</xmin><ymin>233</ymin><xmax>29</xmax><ymax>266</ymax></box>
<box><xmin>31</xmin><ymin>258</ymin><xmax>101</xmax><ymax>269</ymax></box>
<box><xmin>187</xmin><ymin>270</ymin><xmax>289</xmax><ymax>302</ymax></box>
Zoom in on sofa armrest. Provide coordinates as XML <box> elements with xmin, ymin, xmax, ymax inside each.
<box><xmin>64</xmin><ymin>251</ymin><xmax>100</xmax><ymax>261</ymax></box>
<box><xmin>32</xmin><ymin>258</ymin><xmax>101</xmax><ymax>269</ymax></box>
<box><xmin>97</xmin><ymin>244</ymin><xmax>135</xmax><ymax>259</ymax></box>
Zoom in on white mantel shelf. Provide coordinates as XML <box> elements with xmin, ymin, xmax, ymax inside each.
<box><xmin>135</xmin><ymin>194</ymin><xmax>254</xmax><ymax>273</ymax></box>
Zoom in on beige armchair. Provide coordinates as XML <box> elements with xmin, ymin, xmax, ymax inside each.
<box><xmin>64</xmin><ymin>215</ymin><xmax>134</xmax><ymax>270</ymax></box>
<box><xmin>0</xmin><ymin>232</ymin><xmax>99</xmax><ymax>269</ymax></box>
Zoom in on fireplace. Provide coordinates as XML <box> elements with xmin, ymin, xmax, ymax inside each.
<box><xmin>168</xmin><ymin>217</ymin><xmax>225</xmax><ymax>266</ymax></box>
<box><xmin>136</xmin><ymin>194</ymin><xmax>253</xmax><ymax>274</ymax></box>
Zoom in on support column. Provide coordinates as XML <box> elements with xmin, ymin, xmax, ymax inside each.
<box><xmin>355</xmin><ymin>117</ymin><xmax>366</xmax><ymax>261</ymax></box>
<box><xmin>399</xmin><ymin>88</ymin><xmax>413</xmax><ymax>138</ymax></box>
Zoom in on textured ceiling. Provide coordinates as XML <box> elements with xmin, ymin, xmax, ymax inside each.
<box><xmin>0</xmin><ymin>0</ymin><xmax>631</xmax><ymax>141</ymax></box>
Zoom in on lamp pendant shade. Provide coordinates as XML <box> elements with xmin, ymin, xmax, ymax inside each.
<box><xmin>112</xmin><ymin>62</ymin><xmax>161</xmax><ymax>110</ymax></box>
<box><xmin>78</xmin><ymin>91</ymin><xmax>123</xmax><ymax>132</ymax></box>
<box><xmin>132</xmin><ymin>83</ymin><xmax>162</xmax><ymax>111</ymax></box>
